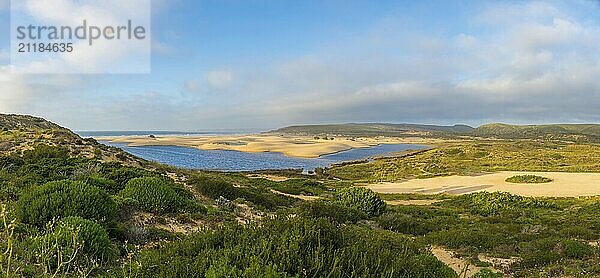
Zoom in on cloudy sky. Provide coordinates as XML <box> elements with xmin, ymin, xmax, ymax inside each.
<box><xmin>1</xmin><ymin>0</ymin><xmax>600</xmax><ymax>131</ymax></box>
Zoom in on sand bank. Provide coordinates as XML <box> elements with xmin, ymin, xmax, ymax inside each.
<box><xmin>98</xmin><ymin>134</ymin><xmax>440</xmax><ymax>158</ymax></box>
<box><xmin>367</xmin><ymin>171</ymin><xmax>600</xmax><ymax>197</ymax></box>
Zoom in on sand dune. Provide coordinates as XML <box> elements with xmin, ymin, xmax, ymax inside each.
<box><xmin>99</xmin><ymin>134</ymin><xmax>440</xmax><ymax>158</ymax></box>
<box><xmin>367</xmin><ymin>171</ymin><xmax>600</xmax><ymax>197</ymax></box>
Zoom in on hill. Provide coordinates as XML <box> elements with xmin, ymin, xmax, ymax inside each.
<box><xmin>0</xmin><ymin>114</ymin><xmax>64</xmax><ymax>130</ymax></box>
<box><xmin>272</xmin><ymin>122</ymin><xmax>600</xmax><ymax>142</ymax></box>
<box><xmin>474</xmin><ymin>123</ymin><xmax>600</xmax><ymax>141</ymax></box>
<box><xmin>0</xmin><ymin>113</ymin><xmax>141</xmax><ymax>165</ymax></box>
<box><xmin>271</xmin><ymin>123</ymin><xmax>475</xmax><ymax>137</ymax></box>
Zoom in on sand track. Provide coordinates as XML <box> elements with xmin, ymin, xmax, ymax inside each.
<box><xmin>367</xmin><ymin>171</ymin><xmax>600</xmax><ymax>197</ymax></box>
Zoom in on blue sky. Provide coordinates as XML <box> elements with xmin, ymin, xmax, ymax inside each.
<box><xmin>1</xmin><ymin>0</ymin><xmax>600</xmax><ymax>131</ymax></box>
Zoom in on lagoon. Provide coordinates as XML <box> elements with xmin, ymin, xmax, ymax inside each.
<box><xmin>102</xmin><ymin>141</ymin><xmax>428</xmax><ymax>172</ymax></box>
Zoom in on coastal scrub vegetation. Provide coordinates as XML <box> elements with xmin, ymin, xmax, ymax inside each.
<box><xmin>505</xmin><ymin>175</ymin><xmax>553</xmax><ymax>183</ymax></box>
<box><xmin>2</xmin><ymin>117</ymin><xmax>600</xmax><ymax>277</ymax></box>
<box><xmin>327</xmin><ymin>141</ymin><xmax>600</xmax><ymax>182</ymax></box>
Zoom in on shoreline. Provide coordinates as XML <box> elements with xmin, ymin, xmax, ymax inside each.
<box><xmin>97</xmin><ymin>134</ymin><xmax>443</xmax><ymax>158</ymax></box>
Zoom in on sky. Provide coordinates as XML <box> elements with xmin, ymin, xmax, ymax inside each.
<box><xmin>1</xmin><ymin>0</ymin><xmax>600</xmax><ymax>131</ymax></box>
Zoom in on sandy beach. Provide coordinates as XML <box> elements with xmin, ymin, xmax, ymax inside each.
<box><xmin>366</xmin><ymin>171</ymin><xmax>600</xmax><ymax>197</ymax></box>
<box><xmin>98</xmin><ymin>134</ymin><xmax>441</xmax><ymax>158</ymax></box>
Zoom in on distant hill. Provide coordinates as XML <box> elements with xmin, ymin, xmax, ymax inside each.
<box><xmin>474</xmin><ymin>123</ymin><xmax>600</xmax><ymax>140</ymax></box>
<box><xmin>272</xmin><ymin>122</ymin><xmax>600</xmax><ymax>142</ymax></box>
<box><xmin>270</xmin><ymin>123</ymin><xmax>475</xmax><ymax>137</ymax></box>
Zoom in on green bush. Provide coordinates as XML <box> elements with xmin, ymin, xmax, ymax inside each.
<box><xmin>446</xmin><ymin>192</ymin><xmax>557</xmax><ymax>216</ymax></box>
<box><xmin>16</xmin><ymin>180</ymin><xmax>117</xmax><ymax>227</ymax></box>
<box><xmin>297</xmin><ymin>200</ymin><xmax>366</xmax><ymax>223</ymax></box>
<box><xmin>77</xmin><ymin>174</ymin><xmax>120</xmax><ymax>194</ymax></box>
<box><xmin>561</xmin><ymin>239</ymin><xmax>594</xmax><ymax>259</ymax></box>
<box><xmin>22</xmin><ymin>145</ymin><xmax>69</xmax><ymax>162</ymax></box>
<box><xmin>505</xmin><ymin>175</ymin><xmax>552</xmax><ymax>184</ymax></box>
<box><xmin>131</xmin><ymin>216</ymin><xmax>455</xmax><ymax>277</ymax></box>
<box><xmin>35</xmin><ymin>217</ymin><xmax>116</xmax><ymax>272</ymax></box>
<box><xmin>377</xmin><ymin>212</ymin><xmax>440</xmax><ymax>236</ymax></box>
<box><xmin>100</xmin><ymin>163</ymin><xmax>157</xmax><ymax>188</ymax></box>
<box><xmin>333</xmin><ymin>187</ymin><xmax>386</xmax><ymax>217</ymax></box>
<box><xmin>119</xmin><ymin>177</ymin><xmax>187</xmax><ymax>213</ymax></box>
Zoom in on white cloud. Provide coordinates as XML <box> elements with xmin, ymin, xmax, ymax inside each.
<box><xmin>184</xmin><ymin>79</ymin><xmax>200</xmax><ymax>93</ymax></box>
<box><xmin>10</xmin><ymin>0</ymin><xmax>151</xmax><ymax>73</ymax></box>
<box><xmin>0</xmin><ymin>49</ymin><xmax>9</xmax><ymax>61</ymax></box>
<box><xmin>205</xmin><ymin>70</ymin><xmax>233</xmax><ymax>90</ymax></box>
<box><xmin>4</xmin><ymin>0</ymin><xmax>600</xmax><ymax>130</ymax></box>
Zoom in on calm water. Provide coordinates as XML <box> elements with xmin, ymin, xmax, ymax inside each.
<box><xmin>102</xmin><ymin>141</ymin><xmax>428</xmax><ymax>172</ymax></box>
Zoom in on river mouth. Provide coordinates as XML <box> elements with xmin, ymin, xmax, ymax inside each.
<box><xmin>102</xmin><ymin>141</ymin><xmax>429</xmax><ymax>172</ymax></box>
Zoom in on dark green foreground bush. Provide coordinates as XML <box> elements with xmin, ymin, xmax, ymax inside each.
<box><xmin>119</xmin><ymin>177</ymin><xmax>188</xmax><ymax>213</ymax></box>
<box><xmin>36</xmin><ymin>216</ymin><xmax>117</xmax><ymax>270</ymax></box>
<box><xmin>333</xmin><ymin>187</ymin><xmax>386</xmax><ymax>217</ymax></box>
<box><xmin>16</xmin><ymin>180</ymin><xmax>117</xmax><ymax>227</ymax></box>
<box><xmin>132</xmin><ymin>216</ymin><xmax>455</xmax><ymax>277</ymax></box>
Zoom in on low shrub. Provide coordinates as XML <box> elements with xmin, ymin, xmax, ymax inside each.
<box><xmin>35</xmin><ymin>217</ymin><xmax>116</xmax><ymax>272</ymax></box>
<box><xmin>131</xmin><ymin>216</ymin><xmax>455</xmax><ymax>277</ymax></box>
<box><xmin>192</xmin><ymin>176</ymin><xmax>295</xmax><ymax>210</ymax></box>
<box><xmin>16</xmin><ymin>180</ymin><xmax>117</xmax><ymax>227</ymax></box>
<box><xmin>505</xmin><ymin>175</ymin><xmax>552</xmax><ymax>184</ymax></box>
<box><xmin>333</xmin><ymin>187</ymin><xmax>386</xmax><ymax>217</ymax></box>
<box><xmin>119</xmin><ymin>177</ymin><xmax>187</xmax><ymax>213</ymax></box>
<box><xmin>77</xmin><ymin>174</ymin><xmax>121</xmax><ymax>194</ymax></box>
<box><xmin>377</xmin><ymin>212</ymin><xmax>440</xmax><ymax>235</ymax></box>
<box><xmin>297</xmin><ymin>200</ymin><xmax>366</xmax><ymax>223</ymax></box>
<box><xmin>446</xmin><ymin>192</ymin><xmax>558</xmax><ymax>216</ymax></box>
<box><xmin>561</xmin><ymin>239</ymin><xmax>594</xmax><ymax>259</ymax></box>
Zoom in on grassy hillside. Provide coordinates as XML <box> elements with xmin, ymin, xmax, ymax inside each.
<box><xmin>271</xmin><ymin>123</ymin><xmax>475</xmax><ymax>137</ymax></box>
<box><xmin>474</xmin><ymin>123</ymin><xmax>600</xmax><ymax>141</ymax></box>
<box><xmin>327</xmin><ymin>140</ymin><xmax>600</xmax><ymax>182</ymax></box>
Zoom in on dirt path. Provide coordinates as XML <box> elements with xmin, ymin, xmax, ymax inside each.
<box><xmin>430</xmin><ymin>246</ymin><xmax>481</xmax><ymax>277</ymax></box>
<box><xmin>367</xmin><ymin>171</ymin><xmax>600</xmax><ymax>197</ymax></box>
<box><xmin>270</xmin><ymin>189</ymin><xmax>322</xmax><ymax>201</ymax></box>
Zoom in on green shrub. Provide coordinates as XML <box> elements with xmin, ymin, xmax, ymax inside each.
<box><xmin>473</xmin><ymin>269</ymin><xmax>503</xmax><ymax>278</ymax></box>
<box><xmin>505</xmin><ymin>175</ymin><xmax>552</xmax><ymax>184</ymax></box>
<box><xmin>35</xmin><ymin>217</ymin><xmax>116</xmax><ymax>272</ymax></box>
<box><xmin>57</xmin><ymin>217</ymin><xmax>116</xmax><ymax>262</ymax></box>
<box><xmin>519</xmin><ymin>251</ymin><xmax>561</xmax><ymax>268</ymax></box>
<box><xmin>100</xmin><ymin>163</ymin><xmax>157</xmax><ymax>188</ymax></box>
<box><xmin>446</xmin><ymin>192</ymin><xmax>557</xmax><ymax>216</ymax></box>
<box><xmin>119</xmin><ymin>177</ymin><xmax>186</xmax><ymax>213</ymax></box>
<box><xmin>77</xmin><ymin>174</ymin><xmax>120</xmax><ymax>194</ymax></box>
<box><xmin>297</xmin><ymin>200</ymin><xmax>366</xmax><ymax>223</ymax></box>
<box><xmin>377</xmin><ymin>212</ymin><xmax>440</xmax><ymax>235</ymax></box>
<box><xmin>561</xmin><ymin>239</ymin><xmax>594</xmax><ymax>259</ymax></box>
<box><xmin>22</xmin><ymin>145</ymin><xmax>69</xmax><ymax>162</ymax></box>
<box><xmin>16</xmin><ymin>180</ymin><xmax>117</xmax><ymax>227</ymax></box>
<box><xmin>131</xmin><ymin>216</ymin><xmax>455</xmax><ymax>277</ymax></box>
<box><xmin>333</xmin><ymin>187</ymin><xmax>386</xmax><ymax>217</ymax></box>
